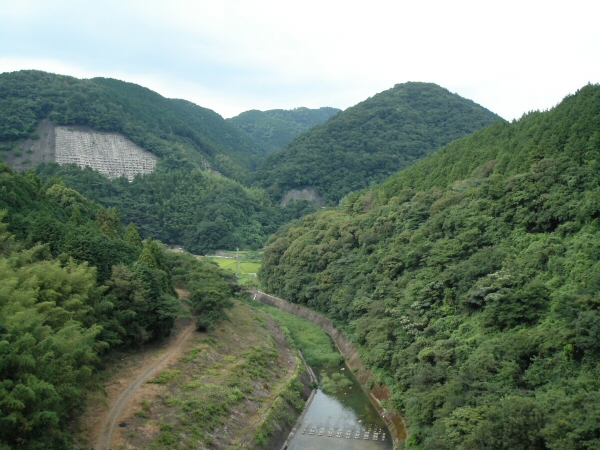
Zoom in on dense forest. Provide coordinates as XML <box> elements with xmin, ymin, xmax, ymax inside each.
<box><xmin>0</xmin><ymin>70</ymin><xmax>264</xmax><ymax>180</ymax></box>
<box><xmin>32</xmin><ymin>162</ymin><xmax>318</xmax><ymax>254</ymax></box>
<box><xmin>0</xmin><ymin>70</ymin><xmax>322</xmax><ymax>253</ymax></box>
<box><xmin>0</xmin><ymin>162</ymin><xmax>239</xmax><ymax>449</ymax></box>
<box><xmin>254</xmin><ymin>82</ymin><xmax>502</xmax><ymax>205</ymax></box>
<box><xmin>227</xmin><ymin>106</ymin><xmax>340</xmax><ymax>153</ymax></box>
<box><xmin>1</xmin><ymin>72</ymin><xmax>504</xmax><ymax>253</ymax></box>
<box><xmin>260</xmin><ymin>84</ymin><xmax>600</xmax><ymax>449</ymax></box>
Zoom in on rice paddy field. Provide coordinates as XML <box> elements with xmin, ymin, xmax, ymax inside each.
<box><xmin>204</xmin><ymin>250</ymin><xmax>262</xmax><ymax>286</ymax></box>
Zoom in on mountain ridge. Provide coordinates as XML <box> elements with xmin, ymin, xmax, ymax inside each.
<box><xmin>0</xmin><ymin>70</ymin><xmax>264</xmax><ymax>181</ymax></box>
<box><xmin>259</xmin><ymin>83</ymin><xmax>600</xmax><ymax>449</ymax></box>
<box><xmin>253</xmin><ymin>81</ymin><xmax>502</xmax><ymax>204</ymax></box>
<box><xmin>227</xmin><ymin>106</ymin><xmax>340</xmax><ymax>153</ymax></box>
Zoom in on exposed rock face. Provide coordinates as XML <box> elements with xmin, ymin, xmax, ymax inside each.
<box><xmin>281</xmin><ymin>187</ymin><xmax>325</xmax><ymax>206</ymax></box>
<box><xmin>253</xmin><ymin>290</ymin><xmax>407</xmax><ymax>445</ymax></box>
<box><xmin>2</xmin><ymin>120</ymin><xmax>156</xmax><ymax>180</ymax></box>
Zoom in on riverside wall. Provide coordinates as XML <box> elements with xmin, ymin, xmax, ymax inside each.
<box><xmin>252</xmin><ymin>290</ymin><xmax>406</xmax><ymax>445</ymax></box>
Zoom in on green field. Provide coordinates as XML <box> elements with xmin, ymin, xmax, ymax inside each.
<box><xmin>204</xmin><ymin>250</ymin><xmax>262</xmax><ymax>286</ymax></box>
<box><xmin>208</xmin><ymin>257</ymin><xmax>261</xmax><ymax>274</ymax></box>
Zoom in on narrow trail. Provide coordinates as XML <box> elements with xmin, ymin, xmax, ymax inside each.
<box><xmin>95</xmin><ymin>319</ymin><xmax>196</xmax><ymax>450</ymax></box>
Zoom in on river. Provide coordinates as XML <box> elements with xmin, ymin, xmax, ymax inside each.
<box><xmin>286</xmin><ymin>362</ymin><xmax>393</xmax><ymax>450</ymax></box>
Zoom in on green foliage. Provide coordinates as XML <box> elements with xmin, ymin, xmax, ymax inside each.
<box><xmin>260</xmin><ymin>84</ymin><xmax>600</xmax><ymax>448</ymax></box>
<box><xmin>0</xmin><ymin>165</ymin><xmax>212</xmax><ymax>449</ymax></box>
<box><xmin>321</xmin><ymin>372</ymin><xmax>353</xmax><ymax>394</ymax></box>
<box><xmin>149</xmin><ymin>369</ymin><xmax>182</xmax><ymax>385</ymax></box>
<box><xmin>254</xmin><ymin>82</ymin><xmax>501</xmax><ymax>204</ymax></box>
<box><xmin>164</xmin><ymin>252</ymin><xmax>238</xmax><ymax>331</ymax></box>
<box><xmin>0</xmin><ymin>70</ymin><xmax>264</xmax><ymax>178</ymax></box>
<box><xmin>35</xmin><ymin>163</ymin><xmax>319</xmax><ymax>254</ymax></box>
<box><xmin>2</xmin><ymin>71</ymin><xmax>324</xmax><ymax>253</ymax></box>
<box><xmin>124</xmin><ymin>222</ymin><xmax>143</xmax><ymax>249</ymax></box>
<box><xmin>250</xmin><ymin>301</ymin><xmax>343</xmax><ymax>367</ymax></box>
<box><xmin>227</xmin><ymin>106</ymin><xmax>340</xmax><ymax>153</ymax></box>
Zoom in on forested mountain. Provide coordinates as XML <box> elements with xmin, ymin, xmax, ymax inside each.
<box><xmin>34</xmin><ymin>162</ymin><xmax>318</xmax><ymax>254</ymax></box>
<box><xmin>0</xmin><ymin>162</ymin><xmax>240</xmax><ymax>449</ymax></box>
<box><xmin>260</xmin><ymin>84</ymin><xmax>600</xmax><ymax>449</ymax></box>
<box><xmin>0</xmin><ymin>71</ymin><xmax>319</xmax><ymax>252</ymax></box>
<box><xmin>0</xmin><ymin>72</ymin><xmax>500</xmax><ymax>253</ymax></box>
<box><xmin>254</xmin><ymin>82</ymin><xmax>502</xmax><ymax>205</ymax></box>
<box><xmin>0</xmin><ymin>70</ymin><xmax>264</xmax><ymax>180</ymax></box>
<box><xmin>227</xmin><ymin>106</ymin><xmax>340</xmax><ymax>153</ymax></box>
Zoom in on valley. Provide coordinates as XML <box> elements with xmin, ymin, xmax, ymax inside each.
<box><xmin>1</xmin><ymin>67</ymin><xmax>600</xmax><ymax>450</ymax></box>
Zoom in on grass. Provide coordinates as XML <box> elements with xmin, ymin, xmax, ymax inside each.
<box><xmin>148</xmin><ymin>369</ymin><xmax>182</xmax><ymax>384</ymax></box>
<box><xmin>119</xmin><ymin>302</ymin><xmax>300</xmax><ymax>450</ymax></box>
<box><xmin>204</xmin><ymin>250</ymin><xmax>263</xmax><ymax>287</ymax></box>
<box><xmin>205</xmin><ymin>256</ymin><xmax>261</xmax><ymax>274</ymax></box>
<box><xmin>248</xmin><ymin>300</ymin><xmax>343</xmax><ymax>367</ymax></box>
<box><xmin>207</xmin><ymin>257</ymin><xmax>261</xmax><ymax>274</ymax></box>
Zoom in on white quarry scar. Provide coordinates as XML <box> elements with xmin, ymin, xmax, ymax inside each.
<box><xmin>54</xmin><ymin>128</ymin><xmax>157</xmax><ymax>181</ymax></box>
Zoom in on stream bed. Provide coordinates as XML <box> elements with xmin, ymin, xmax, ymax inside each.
<box><xmin>286</xmin><ymin>363</ymin><xmax>393</xmax><ymax>450</ymax></box>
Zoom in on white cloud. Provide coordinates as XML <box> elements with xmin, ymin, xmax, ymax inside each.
<box><xmin>0</xmin><ymin>0</ymin><xmax>598</xmax><ymax>119</ymax></box>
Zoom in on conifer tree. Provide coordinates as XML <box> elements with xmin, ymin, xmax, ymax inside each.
<box><xmin>124</xmin><ymin>222</ymin><xmax>143</xmax><ymax>249</ymax></box>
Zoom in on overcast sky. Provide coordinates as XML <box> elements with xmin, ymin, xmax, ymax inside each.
<box><xmin>1</xmin><ymin>0</ymin><xmax>599</xmax><ymax>120</ymax></box>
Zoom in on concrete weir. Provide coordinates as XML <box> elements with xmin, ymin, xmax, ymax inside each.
<box><xmin>252</xmin><ymin>290</ymin><xmax>406</xmax><ymax>446</ymax></box>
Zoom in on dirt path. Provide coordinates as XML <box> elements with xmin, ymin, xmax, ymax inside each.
<box><xmin>95</xmin><ymin>291</ymin><xmax>194</xmax><ymax>450</ymax></box>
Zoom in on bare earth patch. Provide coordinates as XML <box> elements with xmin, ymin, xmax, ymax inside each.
<box><xmin>77</xmin><ymin>290</ymin><xmax>194</xmax><ymax>450</ymax></box>
<box><xmin>78</xmin><ymin>296</ymin><xmax>299</xmax><ymax>450</ymax></box>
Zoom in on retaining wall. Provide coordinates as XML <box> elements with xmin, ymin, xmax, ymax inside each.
<box><xmin>253</xmin><ymin>290</ymin><xmax>406</xmax><ymax>444</ymax></box>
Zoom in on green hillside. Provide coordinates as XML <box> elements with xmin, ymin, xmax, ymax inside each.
<box><xmin>254</xmin><ymin>82</ymin><xmax>502</xmax><ymax>205</ymax></box>
<box><xmin>227</xmin><ymin>106</ymin><xmax>340</xmax><ymax>153</ymax></box>
<box><xmin>0</xmin><ymin>73</ymin><xmax>501</xmax><ymax>254</ymax></box>
<box><xmin>0</xmin><ymin>71</ymin><xmax>319</xmax><ymax>253</ymax></box>
<box><xmin>260</xmin><ymin>84</ymin><xmax>600</xmax><ymax>449</ymax></box>
<box><xmin>0</xmin><ymin>70</ymin><xmax>264</xmax><ymax>180</ymax></box>
<box><xmin>0</xmin><ymin>163</ymin><xmax>240</xmax><ymax>449</ymax></box>
<box><xmin>33</xmin><ymin>162</ymin><xmax>317</xmax><ymax>254</ymax></box>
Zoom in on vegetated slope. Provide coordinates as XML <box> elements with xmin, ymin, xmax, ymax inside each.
<box><xmin>227</xmin><ymin>106</ymin><xmax>340</xmax><ymax>153</ymax></box>
<box><xmin>254</xmin><ymin>82</ymin><xmax>502</xmax><ymax>205</ymax></box>
<box><xmin>34</xmin><ymin>162</ymin><xmax>318</xmax><ymax>254</ymax></box>
<box><xmin>0</xmin><ymin>70</ymin><xmax>319</xmax><ymax>252</ymax></box>
<box><xmin>108</xmin><ymin>300</ymin><xmax>307</xmax><ymax>450</ymax></box>
<box><xmin>0</xmin><ymin>70</ymin><xmax>264</xmax><ymax>180</ymax></box>
<box><xmin>0</xmin><ymin>163</ymin><xmax>240</xmax><ymax>450</ymax></box>
<box><xmin>260</xmin><ymin>84</ymin><xmax>600</xmax><ymax>449</ymax></box>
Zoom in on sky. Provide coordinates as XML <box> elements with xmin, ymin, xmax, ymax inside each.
<box><xmin>1</xmin><ymin>0</ymin><xmax>599</xmax><ymax>120</ymax></box>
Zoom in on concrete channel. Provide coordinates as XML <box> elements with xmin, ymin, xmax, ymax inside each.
<box><xmin>252</xmin><ymin>290</ymin><xmax>406</xmax><ymax>447</ymax></box>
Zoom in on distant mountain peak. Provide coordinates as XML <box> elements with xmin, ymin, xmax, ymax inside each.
<box><xmin>254</xmin><ymin>82</ymin><xmax>502</xmax><ymax>205</ymax></box>
<box><xmin>227</xmin><ymin>106</ymin><xmax>340</xmax><ymax>154</ymax></box>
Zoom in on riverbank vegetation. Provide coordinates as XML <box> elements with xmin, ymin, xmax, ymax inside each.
<box><xmin>260</xmin><ymin>84</ymin><xmax>600</xmax><ymax>449</ymax></box>
<box><xmin>249</xmin><ymin>301</ymin><xmax>343</xmax><ymax>367</ymax></box>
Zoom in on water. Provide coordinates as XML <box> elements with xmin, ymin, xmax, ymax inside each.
<box><xmin>286</xmin><ymin>363</ymin><xmax>393</xmax><ymax>450</ymax></box>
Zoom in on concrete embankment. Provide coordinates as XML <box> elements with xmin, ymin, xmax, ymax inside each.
<box><xmin>253</xmin><ymin>290</ymin><xmax>407</xmax><ymax>445</ymax></box>
<box><xmin>249</xmin><ymin>366</ymin><xmax>314</xmax><ymax>450</ymax></box>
